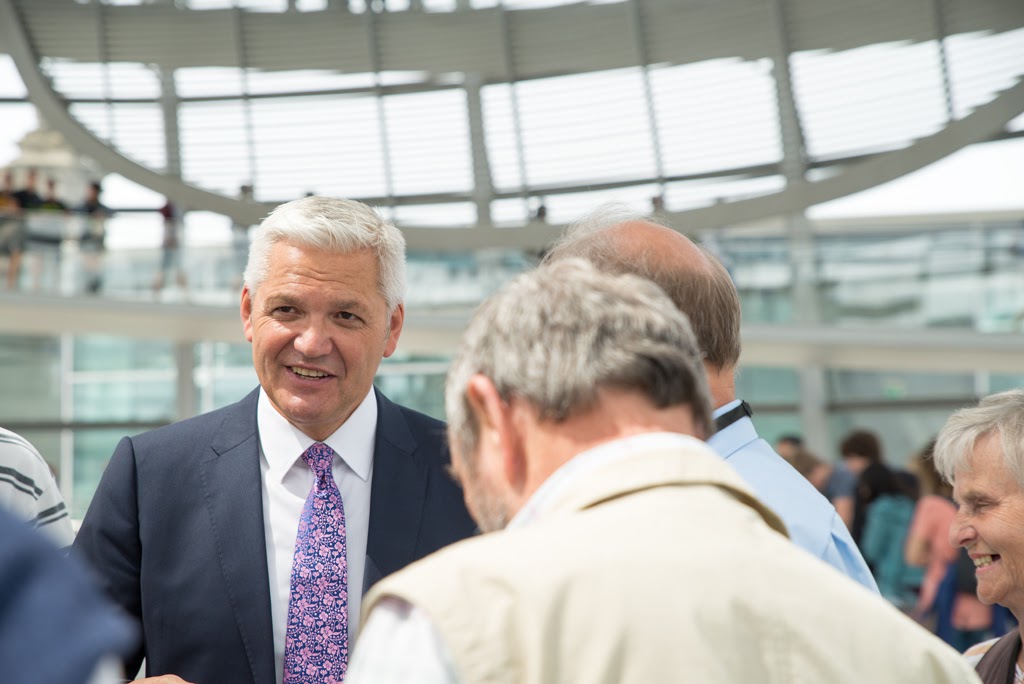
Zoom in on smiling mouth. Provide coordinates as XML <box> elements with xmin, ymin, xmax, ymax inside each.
<box><xmin>974</xmin><ymin>554</ymin><xmax>999</xmax><ymax>568</ymax></box>
<box><xmin>290</xmin><ymin>366</ymin><xmax>330</xmax><ymax>379</ymax></box>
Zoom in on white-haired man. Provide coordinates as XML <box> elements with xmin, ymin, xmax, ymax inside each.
<box><xmin>75</xmin><ymin>197</ymin><xmax>476</xmax><ymax>684</ymax></box>
<box><xmin>348</xmin><ymin>259</ymin><xmax>976</xmax><ymax>684</ymax></box>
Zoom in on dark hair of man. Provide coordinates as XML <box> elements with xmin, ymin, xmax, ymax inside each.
<box><xmin>839</xmin><ymin>430</ymin><xmax>882</xmax><ymax>463</ymax></box>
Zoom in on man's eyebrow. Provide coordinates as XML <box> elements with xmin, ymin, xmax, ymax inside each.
<box><xmin>330</xmin><ymin>299</ymin><xmax>368</xmax><ymax>311</ymax></box>
<box><xmin>262</xmin><ymin>294</ymin><xmax>296</xmax><ymax>307</ymax></box>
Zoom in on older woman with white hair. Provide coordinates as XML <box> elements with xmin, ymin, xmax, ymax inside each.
<box><xmin>933</xmin><ymin>389</ymin><xmax>1024</xmax><ymax>683</ymax></box>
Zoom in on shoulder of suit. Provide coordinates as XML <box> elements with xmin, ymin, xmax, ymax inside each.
<box><xmin>129</xmin><ymin>392</ymin><xmax>257</xmax><ymax>454</ymax></box>
<box><xmin>383</xmin><ymin>392</ymin><xmax>445</xmax><ymax>431</ymax></box>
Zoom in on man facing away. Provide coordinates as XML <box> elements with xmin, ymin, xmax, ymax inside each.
<box><xmin>73</xmin><ymin>196</ymin><xmax>476</xmax><ymax>684</ymax></box>
<box><xmin>542</xmin><ymin>204</ymin><xmax>877</xmax><ymax>591</ymax></box>
<box><xmin>348</xmin><ymin>258</ymin><xmax>976</xmax><ymax>684</ymax></box>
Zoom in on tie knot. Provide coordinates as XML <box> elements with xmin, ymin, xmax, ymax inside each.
<box><xmin>301</xmin><ymin>442</ymin><xmax>335</xmax><ymax>480</ymax></box>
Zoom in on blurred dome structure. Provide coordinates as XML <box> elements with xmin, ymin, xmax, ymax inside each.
<box><xmin>0</xmin><ymin>0</ymin><xmax>1020</xmax><ymax>249</ymax></box>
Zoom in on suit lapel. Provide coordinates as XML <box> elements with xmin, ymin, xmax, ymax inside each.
<box><xmin>198</xmin><ymin>389</ymin><xmax>276</xmax><ymax>684</ymax></box>
<box><xmin>365</xmin><ymin>389</ymin><xmax>429</xmax><ymax>588</ymax></box>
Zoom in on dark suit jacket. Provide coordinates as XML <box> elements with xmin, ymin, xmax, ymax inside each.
<box><xmin>73</xmin><ymin>387</ymin><xmax>476</xmax><ymax>683</ymax></box>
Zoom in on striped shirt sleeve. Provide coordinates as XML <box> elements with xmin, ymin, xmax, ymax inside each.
<box><xmin>0</xmin><ymin>427</ymin><xmax>74</xmax><ymax>549</ymax></box>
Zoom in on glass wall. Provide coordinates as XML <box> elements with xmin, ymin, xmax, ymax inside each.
<box><xmin>3</xmin><ymin>326</ymin><xmax>1013</xmax><ymax>519</ymax></box>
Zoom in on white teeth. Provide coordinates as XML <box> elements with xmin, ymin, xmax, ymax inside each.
<box><xmin>974</xmin><ymin>555</ymin><xmax>994</xmax><ymax>567</ymax></box>
<box><xmin>292</xmin><ymin>367</ymin><xmax>327</xmax><ymax>378</ymax></box>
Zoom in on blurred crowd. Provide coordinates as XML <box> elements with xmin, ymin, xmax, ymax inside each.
<box><xmin>0</xmin><ymin>167</ymin><xmax>109</xmax><ymax>293</ymax></box>
<box><xmin>776</xmin><ymin>428</ymin><xmax>1014</xmax><ymax>649</ymax></box>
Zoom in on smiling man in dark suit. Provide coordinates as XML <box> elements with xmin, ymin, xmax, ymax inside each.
<box><xmin>74</xmin><ymin>196</ymin><xmax>476</xmax><ymax>684</ymax></box>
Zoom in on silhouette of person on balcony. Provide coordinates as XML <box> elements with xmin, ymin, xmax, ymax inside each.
<box><xmin>0</xmin><ymin>170</ymin><xmax>25</xmax><ymax>290</ymax></box>
<box><xmin>152</xmin><ymin>199</ymin><xmax>187</xmax><ymax>296</ymax></box>
<box><xmin>78</xmin><ymin>181</ymin><xmax>109</xmax><ymax>294</ymax></box>
<box><xmin>28</xmin><ymin>177</ymin><xmax>70</xmax><ymax>291</ymax></box>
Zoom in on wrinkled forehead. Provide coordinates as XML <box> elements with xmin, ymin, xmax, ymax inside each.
<box><xmin>953</xmin><ymin>435</ymin><xmax>1017</xmax><ymax>498</ymax></box>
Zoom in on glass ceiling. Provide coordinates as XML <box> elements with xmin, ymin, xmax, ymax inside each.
<box><xmin>2</xmin><ymin>0</ymin><xmax>1022</xmax><ymax>224</ymax></box>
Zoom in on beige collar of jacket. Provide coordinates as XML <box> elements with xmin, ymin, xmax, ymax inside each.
<box><xmin>538</xmin><ymin>443</ymin><xmax>789</xmax><ymax>538</ymax></box>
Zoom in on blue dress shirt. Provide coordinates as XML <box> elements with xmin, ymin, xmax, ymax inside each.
<box><xmin>707</xmin><ymin>400</ymin><xmax>879</xmax><ymax>593</ymax></box>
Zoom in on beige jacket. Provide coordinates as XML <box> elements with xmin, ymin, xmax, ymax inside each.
<box><xmin>364</xmin><ymin>440</ymin><xmax>980</xmax><ymax>684</ymax></box>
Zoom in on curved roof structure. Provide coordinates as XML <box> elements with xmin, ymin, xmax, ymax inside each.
<box><xmin>1</xmin><ymin>0</ymin><xmax>1022</xmax><ymax>249</ymax></box>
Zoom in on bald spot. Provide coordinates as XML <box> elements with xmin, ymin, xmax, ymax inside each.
<box><xmin>547</xmin><ymin>218</ymin><xmax>740</xmax><ymax>405</ymax></box>
<box><xmin>601</xmin><ymin>220</ymin><xmax>714</xmax><ymax>279</ymax></box>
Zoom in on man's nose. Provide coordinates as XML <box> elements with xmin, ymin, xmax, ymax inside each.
<box><xmin>294</xmin><ymin>321</ymin><xmax>332</xmax><ymax>357</ymax></box>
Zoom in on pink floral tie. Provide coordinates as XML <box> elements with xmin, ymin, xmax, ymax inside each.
<box><xmin>283</xmin><ymin>442</ymin><xmax>348</xmax><ymax>683</ymax></box>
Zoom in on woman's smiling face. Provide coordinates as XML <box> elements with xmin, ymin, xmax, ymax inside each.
<box><xmin>950</xmin><ymin>431</ymin><xmax>1024</xmax><ymax>616</ymax></box>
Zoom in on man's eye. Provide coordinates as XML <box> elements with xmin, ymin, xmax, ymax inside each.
<box><xmin>338</xmin><ymin>312</ymin><xmax>359</xmax><ymax>321</ymax></box>
<box><xmin>274</xmin><ymin>306</ymin><xmax>297</xmax><ymax>314</ymax></box>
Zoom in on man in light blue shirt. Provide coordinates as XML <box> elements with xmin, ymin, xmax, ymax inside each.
<box><xmin>544</xmin><ymin>204</ymin><xmax>878</xmax><ymax>592</ymax></box>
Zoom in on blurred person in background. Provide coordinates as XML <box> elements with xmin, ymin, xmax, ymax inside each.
<box><xmin>349</xmin><ymin>259</ymin><xmax>976</xmax><ymax>684</ymax></box>
<box><xmin>777</xmin><ymin>436</ymin><xmax>833</xmax><ymax>492</ymax></box>
<box><xmin>0</xmin><ymin>169</ymin><xmax>25</xmax><ymax>289</ymax></box>
<box><xmin>774</xmin><ymin>433</ymin><xmax>803</xmax><ymax>460</ymax></box>
<box><xmin>232</xmin><ymin>183</ymin><xmax>254</xmax><ymax>289</ymax></box>
<box><xmin>837</xmin><ymin>428</ymin><xmax>884</xmax><ymax>540</ymax></box>
<box><xmin>542</xmin><ymin>204</ymin><xmax>877</xmax><ymax>591</ymax></box>
<box><xmin>933</xmin><ymin>391</ymin><xmax>1024</xmax><ymax>680</ymax></box>
<box><xmin>0</xmin><ymin>426</ymin><xmax>73</xmax><ymax>550</ymax></box>
<box><xmin>28</xmin><ymin>176</ymin><xmax>70</xmax><ymax>291</ymax></box>
<box><xmin>0</xmin><ymin>507</ymin><xmax>137</xmax><ymax>684</ymax></box>
<box><xmin>152</xmin><ymin>198</ymin><xmax>188</xmax><ymax>296</ymax></box>
<box><xmin>78</xmin><ymin>181</ymin><xmax>109</xmax><ymax>294</ymax></box>
<box><xmin>906</xmin><ymin>439</ymin><xmax>992</xmax><ymax>647</ymax></box>
<box><xmin>38</xmin><ymin>176</ymin><xmax>66</xmax><ymax>212</ymax></box>
<box><xmin>12</xmin><ymin>167</ymin><xmax>42</xmax><ymax>210</ymax></box>
<box><xmin>858</xmin><ymin>459</ymin><xmax>923</xmax><ymax>611</ymax></box>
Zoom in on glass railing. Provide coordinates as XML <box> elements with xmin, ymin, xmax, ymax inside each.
<box><xmin>718</xmin><ymin>220</ymin><xmax>1024</xmax><ymax>333</ymax></box>
<box><xmin>1</xmin><ymin>209</ymin><xmax>537</xmax><ymax>308</ymax></box>
<box><xmin>4</xmin><ymin>208</ymin><xmax>1024</xmax><ymax>334</ymax></box>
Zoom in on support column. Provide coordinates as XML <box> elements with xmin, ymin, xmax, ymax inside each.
<box><xmin>798</xmin><ymin>364</ymin><xmax>831</xmax><ymax>460</ymax></box>
<box><xmin>497</xmin><ymin>4</ymin><xmax>531</xmax><ymax>216</ymax></box>
<box><xmin>768</xmin><ymin>0</ymin><xmax>825</xmax><ymax>446</ymax></box>
<box><xmin>464</xmin><ymin>74</ymin><xmax>495</xmax><ymax>226</ymax></box>
<box><xmin>767</xmin><ymin>0</ymin><xmax>819</xmax><ymax>325</ymax></box>
<box><xmin>626</xmin><ymin>0</ymin><xmax>666</xmax><ymax>198</ymax></box>
<box><xmin>159</xmin><ymin>67</ymin><xmax>182</xmax><ymax>179</ymax></box>
<box><xmin>367</xmin><ymin>8</ymin><xmax>396</xmax><ymax>208</ymax></box>
<box><xmin>931</xmin><ymin>0</ymin><xmax>956</xmax><ymax>123</ymax></box>
<box><xmin>232</xmin><ymin>5</ymin><xmax>258</xmax><ymax>190</ymax></box>
<box><xmin>175</xmin><ymin>341</ymin><xmax>196</xmax><ymax>421</ymax></box>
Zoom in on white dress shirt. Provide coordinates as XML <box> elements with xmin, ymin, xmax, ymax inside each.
<box><xmin>346</xmin><ymin>432</ymin><xmax>703</xmax><ymax>684</ymax></box>
<box><xmin>257</xmin><ymin>387</ymin><xmax>377</xmax><ymax>684</ymax></box>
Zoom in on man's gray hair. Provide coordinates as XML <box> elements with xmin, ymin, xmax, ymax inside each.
<box><xmin>544</xmin><ymin>203</ymin><xmax>741</xmax><ymax>370</ymax></box>
<box><xmin>244</xmin><ymin>196</ymin><xmax>407</xmax><ymax>311</ymax></box>
<box><xmin>933</xmin><ymin>389</ymin><xmax>1024</xmax><ymax>488</ymax></box>
<box><xmin>445</xmin><ymin>258</ymin><xmax>714</xmax><ymax>461</ymax></box>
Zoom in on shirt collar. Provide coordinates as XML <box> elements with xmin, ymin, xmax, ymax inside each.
<box><xmin>257</xmin><ymin>386</ymin><xmax>377</xmax><ymax>482</ymax></box>
<box><xmin>509</xmin><ymin>432</ymin><xmax>708</xmax><ymax>529</ymax></box>
<box><xmin>712</xmin><ymin>399</ymin><xmax>742</xmax><ymax>419</ymax></box>
<box><xmin>707</xmin><ymin>398</ymin><xmax>758</xmax><ymax>458</ymax></box>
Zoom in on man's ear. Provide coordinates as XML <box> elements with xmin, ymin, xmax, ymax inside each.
<box><xmin>464</xmin><ymin>374</ymin><xmax>506</xmax><ymax>446</ymax></box>
<box><xmin>240</xmin><ymin>286</ymin><xmax>254</xmax><ymax>343</ymax></box>
<box><xmin>464</xmin><ymin>375</ymin><xmax>527</xmax><ymax>490</ymax></box>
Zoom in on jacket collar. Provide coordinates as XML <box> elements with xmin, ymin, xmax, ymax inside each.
<box><xmin>541</xmin><ymin>439</ymin><xmax>789</xmax><ymax>538</ymax></box>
